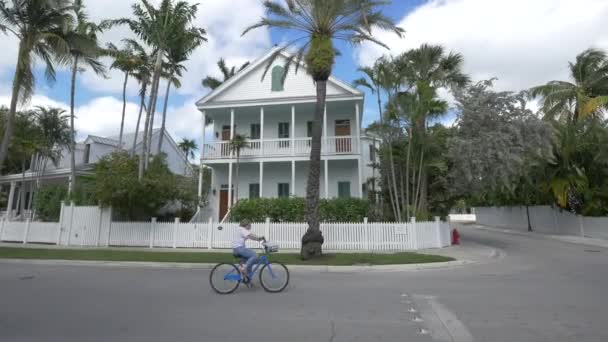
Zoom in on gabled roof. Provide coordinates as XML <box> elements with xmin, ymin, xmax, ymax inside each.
<box><xmin>196</xmin><ymin>47</ymin><xmax>364</xmax><ymax>107</ymax></box>
<box><xmin>84</xmin><ymin>135</ymin><xmax>121</xmax><ymax>147</ymax></box>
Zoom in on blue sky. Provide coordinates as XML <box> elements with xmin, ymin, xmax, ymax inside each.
<box><xmin>1</xmin><ymin>0</ymin><xmax>607</xmax><ymax>143</ymax></box>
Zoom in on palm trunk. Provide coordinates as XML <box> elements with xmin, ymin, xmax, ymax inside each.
<box><xmin>301</xmin><ymin>80</ymin><xmax>326</xmax><ymax>259</ymax></box>
<box><xmin>132</xmin><ymin>85</ymin><xmax>147</xmax><ymax>157</ymax></box>
<box><xmin>118</xmin><ymin>72</ymin><xmax>129</xmax><ymax>149</ymax></box>
<box><xmin>387</xmin><ymin>143</ymin><xmax>401</xmax><ymax>221</ymax></box>
<box><xmin>69</xmin><ymin>57</ymin><xmax>79</xmax><ymax>195</ymax></box>
<box><xmin>0</xmin><ymin>44</ymin><xmax>25</xmax><ymax>170</ymax></box>
<box><xmin>139</xmin><ymin>49</ymin><xmax>163</xmax><ymax>177</ymax></box>
<box><xmin>157</xmin><ymin>70</ymin><xmax>174</xmax><ymax>154</ymax></box>
<box><xmin>414</xmin><ymin>150</ymin><xmax>424</xmax><ymax>214</ymax></box>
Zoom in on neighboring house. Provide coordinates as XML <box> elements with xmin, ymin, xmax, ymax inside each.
<box><xmin>0</xmin><ymin>128</ymin><xmax>192</xmax><ymax>219</ymax></box>
<box><xmin>196</xmin><ymin>47</ymin><xmax>379</xmax><ymax>223</ymax></box>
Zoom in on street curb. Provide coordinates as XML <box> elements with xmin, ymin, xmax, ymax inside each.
<box><xmin>0</xmin><ymin>258</ymin><xmax>475</xmax><ymax>272</ymax></box>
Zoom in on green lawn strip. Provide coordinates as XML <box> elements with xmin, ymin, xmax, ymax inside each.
<box><xmin>0</xmin><ymin>247</ymin><xmax>453</xmax><ymax>265</ymax></box>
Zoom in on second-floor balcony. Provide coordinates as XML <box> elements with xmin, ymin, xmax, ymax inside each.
<box><xmin>202</xmin><ymin>136</ymin><xmax>358</xmax><ymax>160</ymax></box>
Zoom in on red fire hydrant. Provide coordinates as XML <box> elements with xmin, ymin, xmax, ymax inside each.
<box><xmin>452</xmin><ymin>228</ymin><xmax>460</xmax><ymax>245</ymax></box>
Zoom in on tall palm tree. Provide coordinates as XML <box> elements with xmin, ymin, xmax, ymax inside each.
<box><xmin>105</xmin><ymin>0</ymin><xmax>206</xmax><ymax>181</ymax></box>
<box><xmin>393</xmin><ymin>44</ymin><xmax>468</xmax><ymax>214</ymax></box>
<box><xmin>156</xmin><ymin>28</ymin><xmax>206</xmax><ymax>155</ymax></box>
<box><xmin>178</xmin><ymin>138</ymin><xmax>198</xmax><ymax>162</ymax></box>
<box><xmin>127</xmin><ymin>42</ymin><xmax>152</xmax><ymax>157</ymax></box>
<box><xmin>202</xmin><ymin>58</ymin><xmax>250</xmax><ymax>90</ymax></box>
<box><xmin>106</xmin><ymin>41</ymin><xmax>145</xmax><ymax>149</ymax></box>
<box><xmin>530</xmin><ymin>48</ymin><xmax>608</xmax><ymax>121</ymax></box>
<box><xmin>29</xmin><ymin>106</ymin><xmax>70</xmax><ymax>212</ymax></box>
<box><xmin>66</xmin><ymin>0</ymin><xmax>107</xmax><ymax>194</ymax></box>
<box><xmin>353</xmin><ymin>56</ymin><xmax>402</xmax><ymax>221</ymax></box>
<box><xmin>229</xmin><ymin>134</ymin><xmax>248</xmax><ymax>204</ymax></box>
<box><xmin>243</xmin><ymin>0</ymin><xmax>403</xmax><ymax>258</ymax></box>
<box><xmin>0</xmin><ymin>0</ymin><xmax>73</xmax><ymax>171</ymax></box>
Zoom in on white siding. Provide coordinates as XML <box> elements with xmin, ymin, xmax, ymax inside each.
<box><xmin>210</xmin><ymin>54</ymin><xmax>349</xmax><ymax>103</ymax></box>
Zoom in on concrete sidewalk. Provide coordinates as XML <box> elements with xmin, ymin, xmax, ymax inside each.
<box><xmin>469</xmin><ymin>224</ymin><xmax>608</xmax><ymax>249</ymax></box>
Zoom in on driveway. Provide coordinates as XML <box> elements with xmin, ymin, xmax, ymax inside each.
<box><xmin>1</xmin><ymin>227</ymin><xmax>607</xmax><ymax>341</ymax></box>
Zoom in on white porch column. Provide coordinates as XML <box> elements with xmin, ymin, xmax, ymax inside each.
<box><xmin>6</xmin><ymin>181</ymin><xmax>16</xmax><ymax>220</ymax></box>
<box><xmin>229</xmin><ymin>109</ymin><xmax>235</xmax><ymax>159</ymax></box>
<box><xmin>291</xmin><ymin>105</ymin><xmax>295</xmax><ymax>155</ymax></box>
<box><xmin>260</xmin><ymin>107</ymin><xmax>264</xmax><ymax>154</ymax></box>
<box><xmin>324</xmin><ymin>159</ymin><xmax>329</xmax><ymax>199</ymax></box>
<box><xmin>198</xmin><ymin>110</ymin><xmax>206</xmax><ymax>199</ymax></box>
<box><xmin>291</xmin><ymin>160</ymin><xmax>296</xmax><ymax>196</ymax></box>
<box><xmin>356</xmin><ymin>103</ymin><xmax>363</xmax><ymax>198</ymax></box>
<box><xmin>323</xmin><ymin>104</ymin><xmax>327</xmax><ymax>152</ymax></box>
<box><xmin>227</xmin><ymin>162</ymin><xmax>233</xmax><ymax>212</ymax></box>
<box><xmin>259</xmin><ymin>161</ymin><xmax>264</xmax><ymax>197</ymax></box>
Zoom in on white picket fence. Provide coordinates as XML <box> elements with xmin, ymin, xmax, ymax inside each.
<box><xmin>0</xmin><ymin>204</ymin><xmax>453</xmax><ymax>251</ymax></box>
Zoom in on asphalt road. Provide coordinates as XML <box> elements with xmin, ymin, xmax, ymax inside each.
<box><xmin>1</xmin><ymin>227</ymin><xmax>608</xmax><ymax>342</ymax></box>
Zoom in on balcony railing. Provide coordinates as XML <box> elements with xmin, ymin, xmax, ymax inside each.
<box><xmin>202</xmin><ymin>136</ymin><xmax>358</xmax><ymax>160</ymax></box>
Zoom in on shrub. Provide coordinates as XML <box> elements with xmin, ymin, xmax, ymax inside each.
<box><xmin>231</xmin><ymin>197</ymin><xmax>370</xmax><ymax>222</ymax></box>
<box><xmin>33</xmin><ymin>184</ymin><xmax>68</xmax><ymax>221</ymax></box>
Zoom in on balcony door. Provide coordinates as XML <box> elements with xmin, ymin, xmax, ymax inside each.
<box><xmin>334</xmin><ymin>119</ymin><xmax>351</xmax><ymax>153</ymax></box>
<box><xmin>278</xmin><ymin>122</ymin><xmax>290</xmax><ymax>149</ymax></box>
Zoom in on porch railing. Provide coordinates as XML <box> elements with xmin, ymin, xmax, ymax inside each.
<box><xmin>202</xmin><ymin>136</ymin><xmax>358</xmax><ymax>159</ymax></box>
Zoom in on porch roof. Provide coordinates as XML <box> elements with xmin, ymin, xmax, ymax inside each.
<box><xmin>0</xmin><ymin>166</ymin><xmax>94</xmax><ymax>184</ymax></box>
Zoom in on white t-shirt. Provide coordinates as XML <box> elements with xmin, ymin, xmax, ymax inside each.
<box><xmin>232</xmin><ymin>226</ymin><xmax>252</xmax><ymax>249</ymax></box>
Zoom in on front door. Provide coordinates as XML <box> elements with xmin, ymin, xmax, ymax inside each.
<box><xmin>334</xmin><ymin>119</ymin><xmax>351</xmax><ymax>152</ymax></box>
<box><xmin>218</xmin><ymin>188</ymin><xmax>234</xmax><ymax>221</ymax></box>
<box><xmin>221</xmin><ymin>125</ymin><xmax>231</xmax><ymax>156</ymax></box>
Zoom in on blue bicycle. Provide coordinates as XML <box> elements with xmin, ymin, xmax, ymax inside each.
<box><xmin>209</xmin><ymin>241</ymin><xmax>290</xmax><ymax>294</ymax></box>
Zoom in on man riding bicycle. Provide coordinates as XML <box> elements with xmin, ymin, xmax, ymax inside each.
<box><xmin>232</xmin><ymin>219</ymin><xmax>265</xmax><ymax>282</ymax></box>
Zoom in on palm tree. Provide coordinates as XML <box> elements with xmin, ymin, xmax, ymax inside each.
<box><xmin>178</xmin><ymin>138</ymin><xmax>198</xmax><ymax>162</ymax></box>
<box><xmin>228</xmin><ymin>134</ymin><xmax>248</xmax><ymax>204</ymax></box>
<box><xmin>353</xmin><ymin>56</ymin><xmax>402</xmax><ymax>221</ymax></box>
<box><xmin>393</xmin><ymin>44</ymin><xmax>468</xmax><ymax>214</ymax></box>
<box><xmin>66</xmin><ymin>0</ymin><xmax>107</xmax><ymax>194</ymax></box>
<box><xmin>0</xmin><ymin>0</ymin><xmax>73</xmax><ymax>171</ymax></box>
<box><xmin>29</xmin><ymin>106</ymin><xmax>70</xmax><ymax>213</ymax></box>
<box><xmin>156</xmin><ymin>28</ymin><xmax>206</xmax><ymax>155</ymax></box>
<box><xmin>106</xmin><ymin>41</ymin><xmax>145</xmax><ymax>149</ymax></box>
<box><xmin>105</xmin><ymin>0</ymin><xmax>206</xmax><ymax>181</ymax></box>
<box><xmin>127</xmin><ymin>42</ymin><xmax>152</xmax><ymax>157</ymax></box>
<box><xmin>530</xmin><ymin>48</ymin><xmax>608</xmax><ymax>121</ymax></box>
<box><xmin>202</xmin><ymin>58</ymin><xmax>250</xmax><ymax>90</ymax></box>
<box><xmin>243</xmin><ymin>0</ymin><xmax>403</xmax><ymax>258</ymax></box>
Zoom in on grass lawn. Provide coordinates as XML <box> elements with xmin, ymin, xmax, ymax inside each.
<box><xmin>0</xmin><ymin>246</ymin><xmax>453</xmax><ymax>265</ymax></box>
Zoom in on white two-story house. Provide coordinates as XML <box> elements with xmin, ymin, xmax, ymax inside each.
<box><xmin>196</xmin><ymin>48</ymin><xmax>378</xmax><ymax>222</ymax></box>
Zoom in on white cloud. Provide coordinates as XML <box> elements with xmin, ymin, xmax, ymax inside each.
<box><xmin>356</xmin><ymin>0</ymin><xmax>608</xmax><ymax>92</ymax></box>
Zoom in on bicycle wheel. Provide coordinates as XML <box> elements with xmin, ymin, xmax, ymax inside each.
<box><xmin>209</xmin><ymin>263</ymin><xmax>241</xmax><ymax>294</ymax></box>
<box><xmin>259</xmin><ymin>262</ymin><xmax>290</xmax><ymax>293</ymax></box>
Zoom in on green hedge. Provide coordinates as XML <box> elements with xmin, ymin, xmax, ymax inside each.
<box><xmin>230</xmin><ymin>197</ymin><xmax>371</xmax><ymax>222</ymax></box>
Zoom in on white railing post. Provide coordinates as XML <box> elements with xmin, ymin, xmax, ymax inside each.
<box><xmin>578</xmin><ymin>215</ymin><xmax>585</xmax><ymax>237</ymax></box>
<box><xmin>150</xmin><ymin>217</ymin><xmax>157</xmax><ymax>248</ymax></box>
<box><xmin>106</xmin><ymin>207</ymin><xmax>113</xmax><ymax>247</ymax></box>
<box><xmin>67</xmin><ymin>201</ymin><xmax>75</xmax><ymax>246</ymax></box>
<box><xmin>363</xmin><ymin>217</ymin><xmax>370</xmax><ymax>251</ymax></box>
<box><xmin>410</xmin><ymin>217</ymin><xmax>418</xmax><ymax>250</ymax></box>
<box><xmin>207</xmin><ymin>217</ymin><xmax>213</xmax><ymax>250</ymax></box>
<box><xmin>0</xmin><ymin>217</ymin><xmax>5</xmax><ymax>242</ymax></box>
<box><xmin>23</xmin><ymin>219</ymin><xmax>31</xmax><ymax>244</ymax></box>
<box><xmin>265</xmin><ymin>217</ymin><xmax>270</xmax><ymax>241</ymax></box>
<box><xmin>434</xmin><ymin>216</ymin><xmax>441</xmax><ymax>248</ymax></box>
<box><xmin>173</xmin><ymin>217</ymin><xmax>179</xmax><ymax>248</ymax></box>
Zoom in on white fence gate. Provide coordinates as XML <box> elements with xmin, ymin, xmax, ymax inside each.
<box><xmin>0</xmin><ymin>204</ymin><xmax>453</xmax><ymax>251</ymax></box>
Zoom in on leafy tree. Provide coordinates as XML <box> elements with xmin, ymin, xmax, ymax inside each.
<box><xmin>449</xmin><ymin>80</ymin><xmax>553</xmax><ymax>203</ymax></box>
<box><xmin>33</xmin><ymin>184</ymin><xmax>68</xmax><ymax>221</ymax></box>
<box><xmin>243</xmin><ymin>0</ymin><xmax>403</xmax><ymax>259</ymax></box>
<box><xmin>0</xmin><ymin>0</ymin><xmax>72</xmax><ymax>170</ymax></box>
<box><xmin>202</xmin><ymin>58</ymin><xmax>250</xmax><ymax>90</ymax></box>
